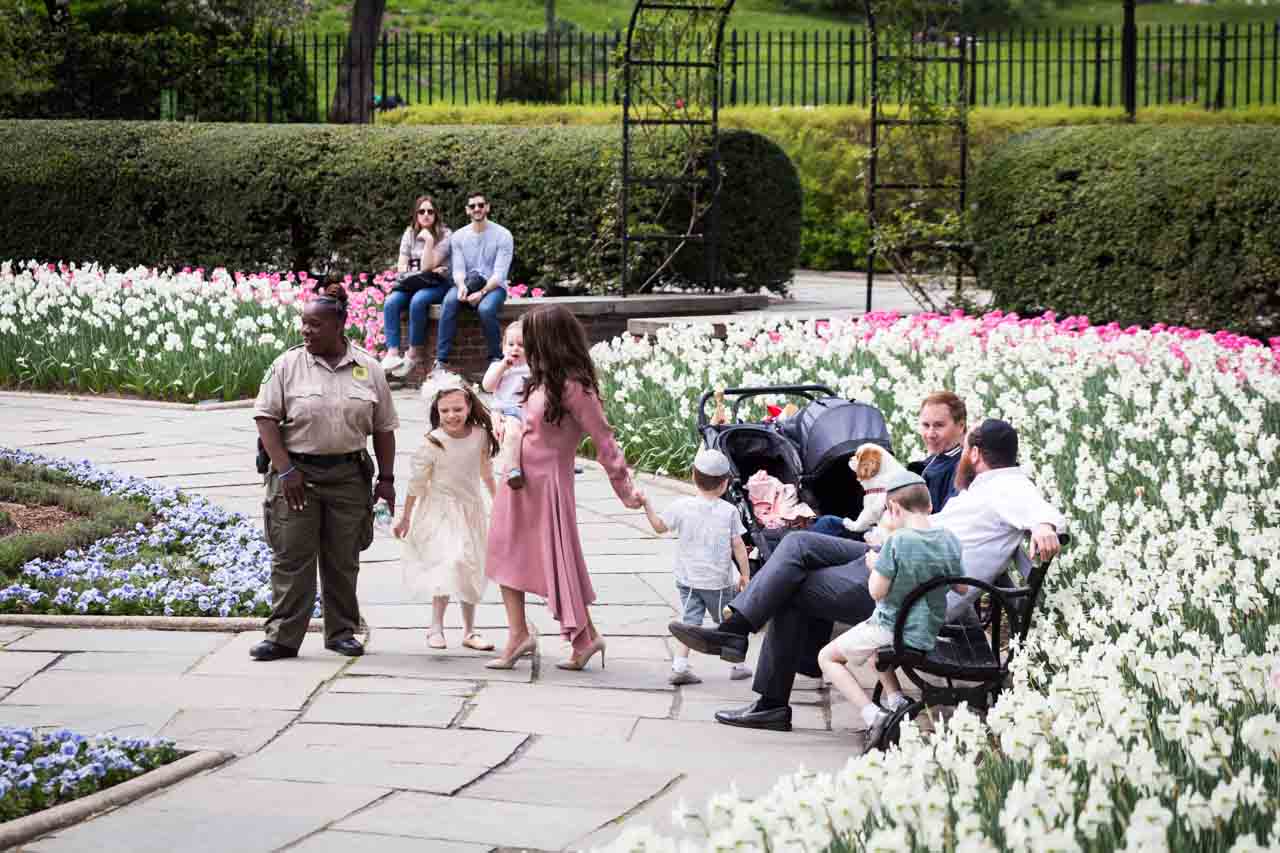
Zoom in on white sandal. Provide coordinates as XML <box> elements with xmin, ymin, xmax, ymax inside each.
<box><xmin>462</xmin><ymin>632</ymin><xmax>494</xmax><ymax>651</ymax></box>
<box><xmin>426</xmin><ymin>627</ymin><xmax>447</xmax><ymax>649</ymax></box>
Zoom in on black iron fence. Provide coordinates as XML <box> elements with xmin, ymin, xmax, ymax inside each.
<box><xmin>14</xmin><ymin>23</ymin><xmax>1280</xmax><ymax>121</ymax></box>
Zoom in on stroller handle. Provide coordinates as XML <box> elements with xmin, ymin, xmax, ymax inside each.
<box><xmin>696</xmin><ymin>384</ymin><xmax>839</xmax><ymax>431</ymax></box>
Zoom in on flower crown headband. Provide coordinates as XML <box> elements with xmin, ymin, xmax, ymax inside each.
<box><xmin>419</xmin><ymin>371</ymin><xmax>474</xmax><ymax>407</ymax></box>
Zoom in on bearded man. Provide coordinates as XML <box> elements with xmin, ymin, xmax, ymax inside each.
<box><xmin>668</xmin><ymin>417</ymin><xmax>1066</xmax><ymax>732</ymax></box>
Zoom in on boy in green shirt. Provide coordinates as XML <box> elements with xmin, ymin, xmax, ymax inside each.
<box><xmin>817</xmin><ymin>468</ymin><xmax>964</xmax><ymax>751</ymax></box>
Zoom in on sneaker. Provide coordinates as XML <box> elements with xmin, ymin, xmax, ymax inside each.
<box><xmin>389</xmin><ymin>356</ymin><xmax>417</xmax><ymax>379</ymax></box>
<box><xmin>669</xmin><ymin>669</ymin><xmax>702</xmax><ymax>686</ymax></box>
<box><xmin>430</xmin><ymin>360</ymin><xmax>449</xmax><ymax>377</ymax></box>
<box><xmin>863</xmin><ymin>709</ymin><xmax>893</xmax><ymax>755</ymax></box>
<box><xmin>728</xmin><ymin>664</ymin><xmax>752</xmax><ymax>681</ymax></box>
<box><xmin>381</xmin><ymin>353</ymin><xmax>405</xmax><ymax>373</ymax></box>
<box><xmin>886</xmin><ymin>694</ymin><xmax>912</xmax><ymax>713</ymax></box>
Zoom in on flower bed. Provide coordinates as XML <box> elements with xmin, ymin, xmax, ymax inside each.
<box><xmin>0</xmin><ymin>261</ymin><xmax>392</xmax><ymax>402</ymax></box>
<box><xmin>0</xmin><ymin>449</ymin><xmax>277</xmax><ymax>617</ymax></box>
<box><xmin>0</xmin><ymin>727</ymin><xmax>179</xmax><ymax>821</ymax></box>
<box><xmin>594</xmin><ymin>312</ymin><xmax>1280</xmax><ymax>851</ymax></box>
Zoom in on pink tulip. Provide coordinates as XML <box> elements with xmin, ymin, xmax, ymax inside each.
<box><xmin>531</xmin><ymin>288</ymin><xmax>545</xmax><ymax>299</ymax></box>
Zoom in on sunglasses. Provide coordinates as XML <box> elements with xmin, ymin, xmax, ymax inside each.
<box><xmin>418</xmin><ymin>208</ymin><xmax>435</xmax><ymax>215</ymax></box>
<box><xmin>466</xmin><ymin>202</ymin><xmax>487</xmax><ymax>210</ymax></box>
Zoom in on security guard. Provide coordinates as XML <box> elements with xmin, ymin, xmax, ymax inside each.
<box><xmin>250</xmin><ymin>284</ymin><xmax>399</xmax><ymax>660</ymax></box>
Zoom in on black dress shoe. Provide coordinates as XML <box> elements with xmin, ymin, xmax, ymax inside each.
<box><xmin>667</xmin><ymin>621</ymin><xmax>747</xmax><ymax>663</ymax></box>
<box><xmin>249</xmin><ymin>640</ymin><xmax>298</xmax><ymax>661</ymax></box>
<box><xmin>715</xmin><ymin>701</ymin><xmax>793</xmax><ymax>732</ymax></box>
<box><xmin>325</xmin><ymin>638</ymin><xmax>365</xmax><ymax>656</ymax></box>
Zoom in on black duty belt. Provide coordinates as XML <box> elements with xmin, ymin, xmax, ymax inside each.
<box><xmin>288</xmin><ymin>451</ymin><xmax>363</xmax><ymax>468</ymax></box>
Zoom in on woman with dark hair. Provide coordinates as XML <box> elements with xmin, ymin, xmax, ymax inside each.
<box><xmin>250</xmin><ymin>283</ymin><xmax>399</xmax><ymax>661</ymax></box>
<box><xmin>484</xmin><ymin>305</ymin><xmax>644</xmax><ymax>671</ymax></box>
<box><xmin>382</xmin><ymin>195</ymin><xmax>453</xmax><ymax>378</ymax></box>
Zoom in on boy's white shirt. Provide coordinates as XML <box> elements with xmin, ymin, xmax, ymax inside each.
<box><xmin>659</xmin><ymin>494</ymin><xmax>746</xmax><ymax>590</ymax></box>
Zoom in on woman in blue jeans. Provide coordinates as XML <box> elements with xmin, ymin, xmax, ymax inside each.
<box><xmin>382</xmin><ymin>195</ymin><xmax>453</xmax><ymax>378</ymax></box>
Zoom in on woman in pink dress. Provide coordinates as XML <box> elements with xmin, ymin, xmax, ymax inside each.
<box><xmin>484</xmin><ymin>305</ymin><xmax>644</xmax><ymax>671</ymax></box>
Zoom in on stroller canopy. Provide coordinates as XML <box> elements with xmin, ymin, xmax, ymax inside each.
<box><xmin>788</xmin><ymin>397</ymin><xmax>892</xmax><ymax>479</ymax></box>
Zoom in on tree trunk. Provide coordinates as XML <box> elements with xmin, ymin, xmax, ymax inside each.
<box><xmin>328</xmin><ymin>0</ymin><xmax>386</xmax><ymax>124</ymax></box>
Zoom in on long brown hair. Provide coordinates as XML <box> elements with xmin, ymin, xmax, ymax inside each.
<box><xmin>522</xmin><ymin>304</ymin><xmax>600</xmax><ymax>426</ymax></box>
<box><xmin>409</xmin><ymin>194</ymin><xmax>445</xmax><ymax>242</ymax></box>
<box><xmin>427</xmin><ymin>386</ymin><xmax>500</xmax><ymax>458</ymax></box>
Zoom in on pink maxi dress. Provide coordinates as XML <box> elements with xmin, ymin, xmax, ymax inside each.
<box><xmin>486</xmin><ymin>380</ymin><xmax>638</xmax><ymax>653</ymax></box>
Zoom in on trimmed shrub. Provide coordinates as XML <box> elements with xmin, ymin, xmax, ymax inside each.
<box><xmin>0</xmin><ymin>122</ymin><xmax>800</xmax><ymax>292</ymax></box>
<box><xmin>971</xmin><ymin>125</ymin><xmax>1280</xmax><ymax>335</ymax></box>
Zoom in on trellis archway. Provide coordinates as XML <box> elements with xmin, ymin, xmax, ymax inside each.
<box><xmin>619</xmin><ymin>0</ymin><xmax>735</xmax><ymax>294</ymax></box>
<box><xmin>862</xmin><ymin>0</ymin><xmax>974</xmax><ymax>314</ymax></box>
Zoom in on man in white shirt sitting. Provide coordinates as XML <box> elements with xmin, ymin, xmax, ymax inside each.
<box><xmin>667</xmin><ymin>418</ymin><xmax>1065</xmax><ymax>732</ymax></box>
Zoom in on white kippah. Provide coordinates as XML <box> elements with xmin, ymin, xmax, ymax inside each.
<box><xmin>693</xmin><ymin>447</ymin><xmax>731</xmax><ymax>478</ymax></box>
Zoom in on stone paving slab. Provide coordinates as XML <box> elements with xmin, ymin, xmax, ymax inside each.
<box><xmin>346</xmin><ymin>652</ymin><xmax>533</xmax><ymax>684</ymax></box>
<box><xmin>0</xmin><ymin>627</ymin><xmax>34</xmax><ymax>646</ymax></box>
<box><xmin>535</xmin><ymin>655</ymin><xmax>677</xmax><ymax>692</ymax></box>
<box><xmin>0</xmin><ymin>651</ymin><xmax>58</xmax><ymax>687</ymax></box>
<box><xmin>301</xmin><ymin>691</ymin><xmax>466</xmax><ymax>728</ymax></box>
<box><xmin>6</xmin><ymin>629</ymin><xmax>231</xmax><ymax>654</ymax></box>
<box><xmin>3</xmin><ymin>671</ymin><xmax>321</xmax><ymax>710</ymax></box>
<box><xmin>24</xmin><ymin>776</ymin><xmax>390</xmax><ymax>853</ymax></box>
<box><xmin>286</xmin><ymin>830</ymin><xmax>492</xmax><ymax>853</ymax></box>
<box><xmin>158</xmin><ymin>708</ymin><xmax>296</xmax><ymax>754</ymax></box>
<box><xmin>47</xmin><ymin>651</ymin><xmax>203</xmax><ymax>676</ymax></box>
<box><xmin>336</xmin><ymin>792</ymin><xmax>617</xmax><ymax>851</ymax></box>
<box><xmin>462</xmin><ymin>757</ymin><xmax>679</xmax><ymax>812</ymax></box>
<box><xmin>0</xmin><ymin>704</ymin><xmax>178</xmax><ymax>738</ymax></box>
<box><xmin>463</xmin><ymin>683</ymin><xmax>671</xmax><ymax>740</ymax></box>
<box><xmin>188</xmin><ymin>632</ymin><xmax>350</xmax><ymax>679</ymax></box>
<box><xmin>362</xmin><ymin>604</ymin><xmax>560</xmax><ymax>634</ymax></box>
<box><xmin>328</xmin><ymin>676</ymin><xmax>478</xmax><ymax>697</ymax></box>
<box><xmin>223</xmin><ymin>724</ymin><xmax>527</xmax><ymax>794</ymax></box>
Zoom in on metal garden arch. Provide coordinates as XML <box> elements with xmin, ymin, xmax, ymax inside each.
<box><xmin>620</xmin><ymin>0</ymin><xmax>735</xmax><ymax>294</ymax></box>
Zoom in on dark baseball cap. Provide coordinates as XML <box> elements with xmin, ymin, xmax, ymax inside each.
<box><xmin>970</xmin><ymin>418</ymin><xmax>1019</xmax><ymax>465</ymax></box>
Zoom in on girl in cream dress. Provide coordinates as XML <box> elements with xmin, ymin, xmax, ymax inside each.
<box><xmin>393</xmin><ymin>374</ymin><xmax>499</xmax><ymax>651</ymax></box>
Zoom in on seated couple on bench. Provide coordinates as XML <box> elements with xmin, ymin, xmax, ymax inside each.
<box><xmin>382</xmin><ymin>190</ymin><xmax>515</xmax><ymax>378</ymax></box>
<box><xmin>669</xmin><ymin>392</ymin><xmax>1066</xmax><ymax>733</ymax></box>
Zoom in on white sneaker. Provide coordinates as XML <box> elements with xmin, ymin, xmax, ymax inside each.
<box><xmin>886</xmin><ymin>693</ymin><xmax>912</xmax><ymax>713</ymax></box>
<box><xmin>389</xmin><ymin>356</ymin><xmax>417</xmax><ymax>379</ymax></box>
<box><xmin>381</xmin><ymin>353</ymin><xmax>404</xmax><ymax>373</ymax></box>
<box><xmin>729</xmin><ymin>664</ymin><xmax>752</xmax><ymax>681</ymax></box>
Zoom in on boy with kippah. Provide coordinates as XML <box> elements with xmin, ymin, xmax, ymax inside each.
<box><xmin>817</xmin><ymin>468</ymin><xmax>964</xmax><ymax>750</ymax></box>
<box><xmin>642</xmin><ymin>448</ymin><xmax>752</xmax><ymax>685</ymax></box>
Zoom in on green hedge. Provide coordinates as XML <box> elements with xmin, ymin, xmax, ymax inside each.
<box><xmin>0</xmin><ymin>121</ymin><xmax>801</xmax><ymax>293</ymax></box>
<box><xmin>971</xmin><ymin>125</ymin><xmax>1280</xmax><ymax>335</ymax></box>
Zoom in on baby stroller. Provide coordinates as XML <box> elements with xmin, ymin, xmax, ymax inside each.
<box><xmin>696</xmin><ymin>384</ymin><xmax>893</xmax><ymax>573</ymax></box>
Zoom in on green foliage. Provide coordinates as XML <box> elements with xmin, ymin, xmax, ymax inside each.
<box><xmin>971</xmin><ymin>125</ymin><xmax>1280</xmax><ymax>335</ymax></box>
<box><xmin>0</xmin><ymin>460</ymin><xmax>153</xmax><ymax>580</ymax></box>
<box><xmin>0</xmin><ymin>26</ymin><xmax>312</xmax><ymax>122</ymax></box>
<box><xmin>497</xmin><ymin>61</ymin><xmax>571</xmax><ymax>103</ymax></box>
<box><xmin>0</xmin><ymin>121</ymin><xmax>801</xmax><ymax>291</ymax></box>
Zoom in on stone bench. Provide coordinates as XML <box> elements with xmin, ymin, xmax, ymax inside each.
<box><xmin>394</xmin><ymin>293</ymin><xmax>770</xmax><ymax>381</ymax></box>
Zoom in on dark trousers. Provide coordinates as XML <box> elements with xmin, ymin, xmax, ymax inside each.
<box><xmin>731</xmin><ymin>532</ymin><xmax>875</xmax><ymax>705</ymax></box>
<box><xmin>262</xmin><ymin>461</ymin><xmax>371</xmax><ymax>648</ymax></box>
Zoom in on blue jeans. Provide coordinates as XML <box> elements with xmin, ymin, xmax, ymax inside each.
<box><xmin>437</xmin><ymin>286</ymin><xmax>507</xmax><ymax>363</ymax></box>
<box><xmin>383</xmin><ymin>285</ymin><xmax>449</xmax><ymax>350</ymax></box>
<box><xmin>810</xmin><ymin>515</ymin><xmax>854</xmax><ymax>539</ymax></box>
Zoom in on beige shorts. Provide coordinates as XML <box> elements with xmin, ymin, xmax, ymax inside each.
<box><xmin>832</xmin><ymin>617</ymin><xmax>894</xmax><ymax>666</ymax></box>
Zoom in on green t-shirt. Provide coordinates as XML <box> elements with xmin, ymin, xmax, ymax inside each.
<box><xmin>872</xmin><ymin>527</ymin><xmax>964</xmax><ymax>653</ymax></box>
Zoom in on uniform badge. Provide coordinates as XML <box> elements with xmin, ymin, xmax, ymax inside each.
<box><xmin>353</xmin><ymin>366</ymin><xmax>370</xmax><ymax>381</ymax></box>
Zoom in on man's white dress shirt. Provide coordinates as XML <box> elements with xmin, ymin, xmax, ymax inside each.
<box><xmin>933</xmin><ymin>466</ymin><xmax>1067</xmax><ymax>618</ymax></box>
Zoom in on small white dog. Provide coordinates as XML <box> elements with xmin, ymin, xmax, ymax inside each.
<box><xmin>841</xmin><ymin>443</ymin><xmax>908</xmax><ymax>535</ymax></box>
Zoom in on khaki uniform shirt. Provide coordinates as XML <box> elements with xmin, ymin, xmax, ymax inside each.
<box><xmin>254</xmin><ymin>343</ymin><xmax>399</xmax><ymax>454</ymax></box>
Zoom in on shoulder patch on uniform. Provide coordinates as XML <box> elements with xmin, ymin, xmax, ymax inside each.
<box><xmin>352</xmin><ymin>365</ymin><xmax>370</xmax><ymax>381</ymax></box>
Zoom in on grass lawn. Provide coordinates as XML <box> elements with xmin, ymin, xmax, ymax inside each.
<box><xmin>302</xmin><ymin>0</ymin><xmax>1280</xmax><ymax>35</ymax></box>
<box><xmin>311</xmin><ymin>0</ymin><xmax>852</xmax><ymax>37</ymax></box>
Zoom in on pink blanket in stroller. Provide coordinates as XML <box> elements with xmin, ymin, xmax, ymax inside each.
<box><xmin>746</xmin><ymin>470</ymin><xmax>816</xmax><ymax>529</ymax></box>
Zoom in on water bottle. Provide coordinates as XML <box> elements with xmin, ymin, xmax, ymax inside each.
<box><xmin>372</xmin><ymin>499</ymin><xmax>393</xmax><ymax>533</ymax></box>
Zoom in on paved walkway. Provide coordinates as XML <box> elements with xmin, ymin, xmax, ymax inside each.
<box><xmin>0</xmin><ymin>392</ymin><xmax>881</xmax><ymax>852</ymax></box>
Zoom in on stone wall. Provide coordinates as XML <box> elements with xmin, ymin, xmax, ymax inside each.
<box><xmin>395</xmin><ymin>294</ymin><xmax>768</xmax><ymax>381</ymax></box>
